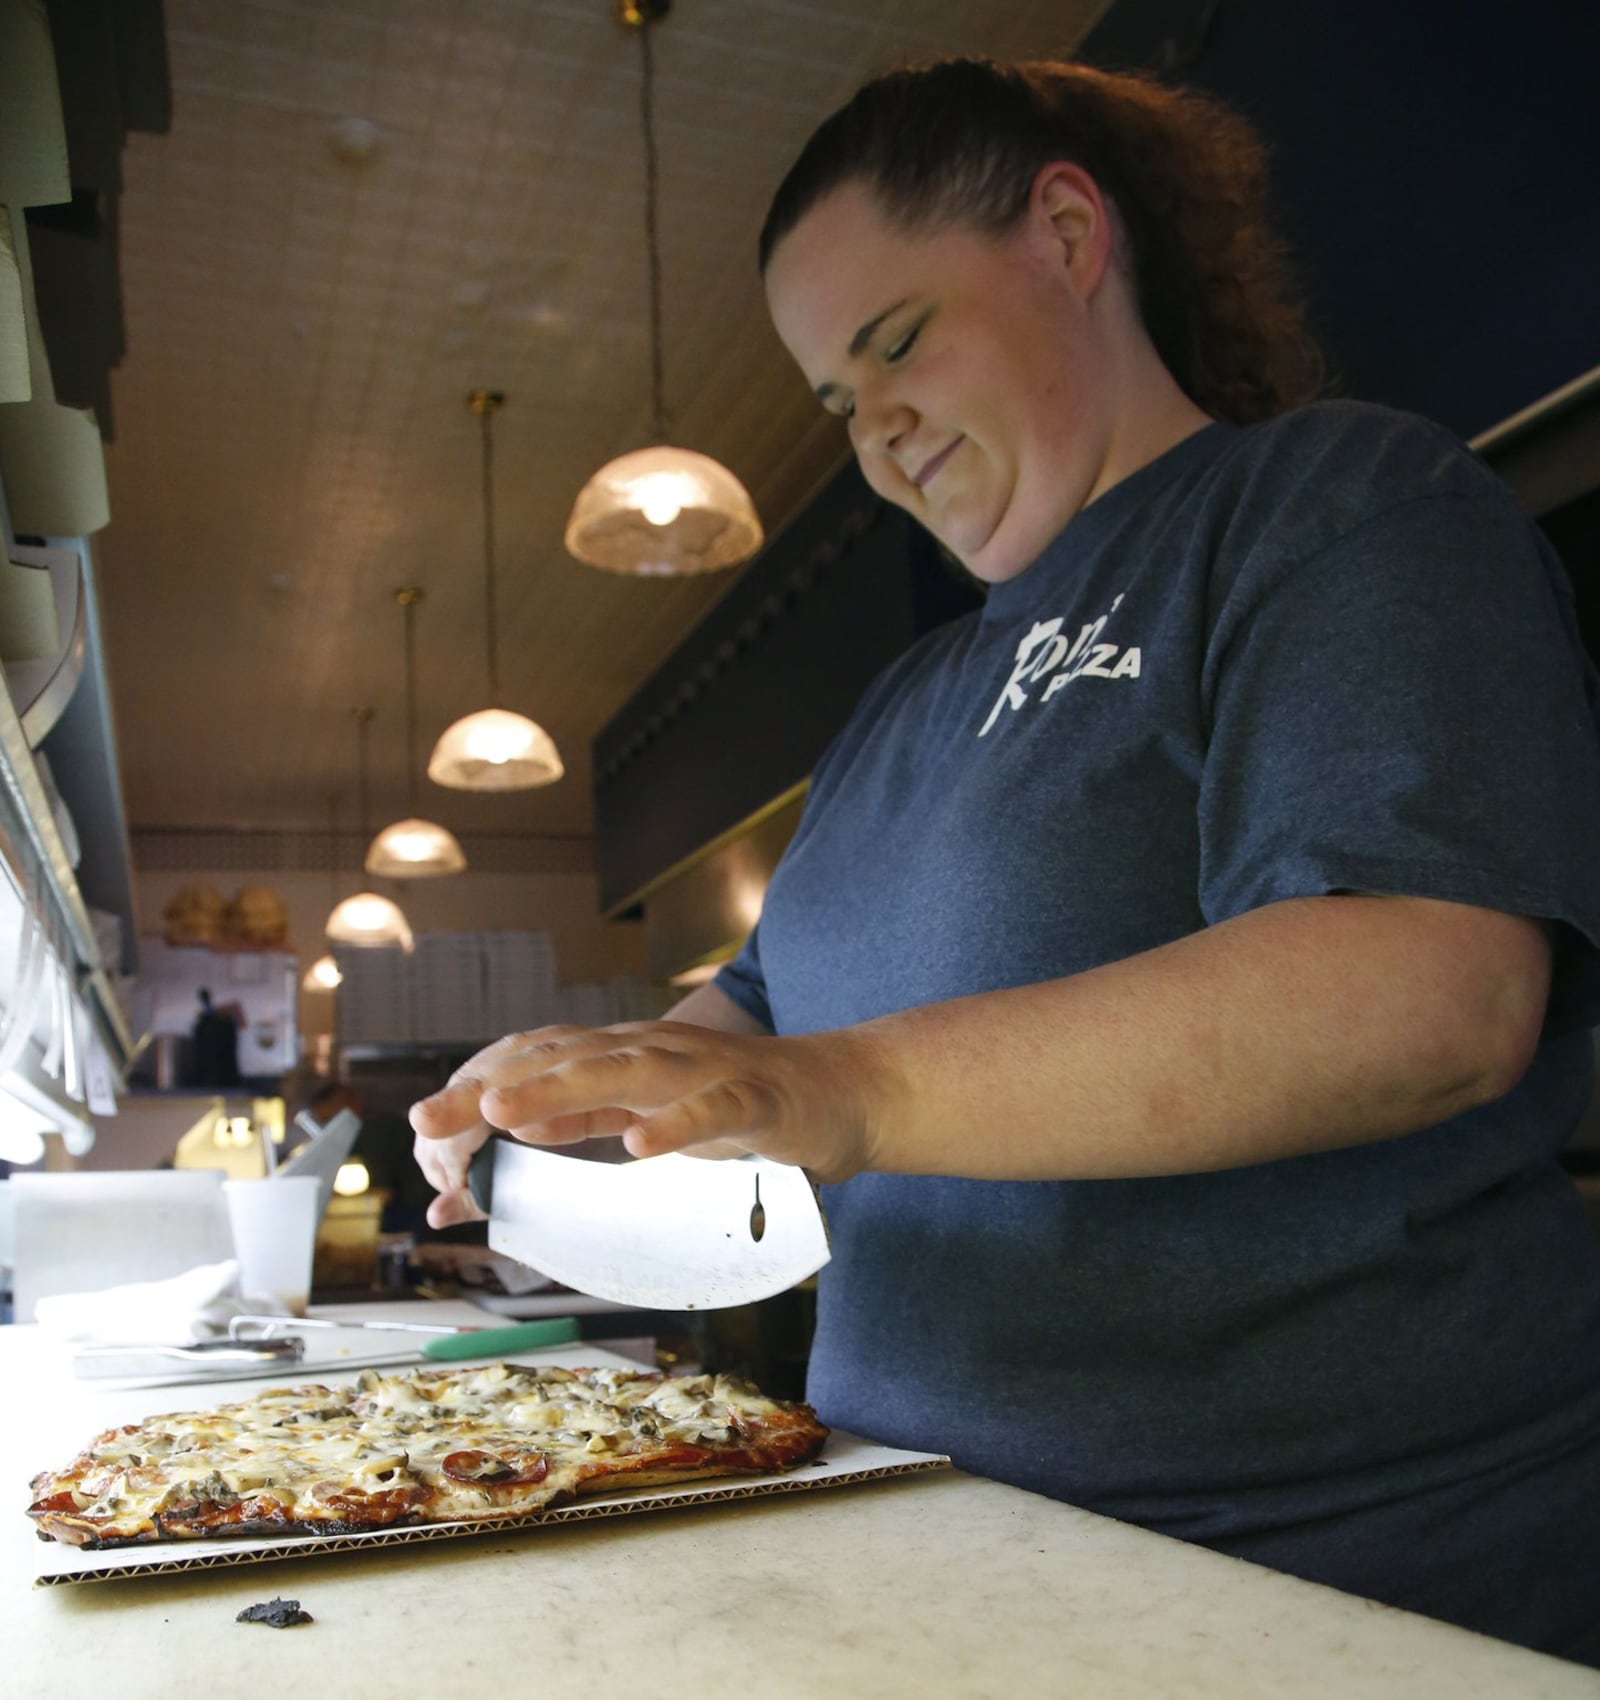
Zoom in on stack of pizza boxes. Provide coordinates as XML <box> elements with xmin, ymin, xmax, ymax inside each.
<box><xmin>483</xmin><ymin>930</ymin><xmax>560</xmax><ymax>1038</ymax></box>
<box><xmin>409</xmin><ymin>933</ymin><xmax>488</xmax><ymax>1046</ymax></box>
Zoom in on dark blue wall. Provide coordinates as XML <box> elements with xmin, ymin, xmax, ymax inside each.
<box><xmin>1081</xmin><ymin>0</ymin><xmax>1600</xmax><ymax>439</ymax></box>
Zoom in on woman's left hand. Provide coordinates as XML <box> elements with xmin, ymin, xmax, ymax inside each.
<box><xmin>409</xmin><ymin>1021</ymin><xmax>893</xmax><ymax>1184</ymax></box>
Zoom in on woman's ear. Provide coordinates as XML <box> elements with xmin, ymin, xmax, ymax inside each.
<box><xmin>1031</xmin><ymin>161</ymin><xmax>1115</xmax><ymax>297</ymax></box>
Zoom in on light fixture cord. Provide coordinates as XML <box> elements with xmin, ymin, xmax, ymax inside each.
<box><xmin>480</xmin><ymin>404</ymin><xmax>501</xmax><ymax>706</ymax></box>
<box><xmin>403</xmin><ymin>594</ymin><xmax>420</xmax><ymax>813</ymax></box>
<box><xmin>327</xmin><ymin>791</ymin><xmax>341</xmax><ymax>902</ymax></box>
<box><xmin>639</xmin><ymin>18</ymin><xmax>668</xmax><ymax>443</ymax></box>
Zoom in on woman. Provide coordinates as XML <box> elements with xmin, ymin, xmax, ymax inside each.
<box><xmin>414</xmin><ymin>60</ymin><xmax>1600</xmax><ymax>1661</ymax></box>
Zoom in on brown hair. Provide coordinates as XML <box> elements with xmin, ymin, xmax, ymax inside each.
<box><xmin>758</xmin><ymin>59</ymin><xmax>1326</xmax><ymax>424</ymax></box>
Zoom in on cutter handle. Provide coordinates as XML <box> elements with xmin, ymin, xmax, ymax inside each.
<box><xmin>467</xmin><ymin>1137</ymin><xmax>498</xmax><ymax>1215</ymax></box>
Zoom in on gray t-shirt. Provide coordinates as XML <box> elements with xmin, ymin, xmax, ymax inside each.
<box><xmin>717</xmin><ymin>401</ymin><xmax>1600</xmax><ymax>1655</ymax></box>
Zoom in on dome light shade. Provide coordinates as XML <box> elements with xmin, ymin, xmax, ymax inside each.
<box><xmin>566</xmin><ymin>445</ymin><xmax>762</xmax><ymax>576</ymax></box>
<box><xmin>333</xmin><ymin>1161</ymin><xmax>371</xmax><ymax>1197</ymax></box>
<box><xmin>302</xmin><ymin>954</ymin><xmax>343</xmax><ymax>991</ymax></box>
<box><xmin>325</xmin><ymin>891</ymin><xmax>413</xmax><ymax>951</ymax></box>
<box><xmin>428</xmin><ymin>707</ymin><xmax>564</xmax><ymax>792</ymax></box>
<box><xmin>364</xmin><ymin>816</ymin><xmax>467</xmax><ymax>877</ymax></box>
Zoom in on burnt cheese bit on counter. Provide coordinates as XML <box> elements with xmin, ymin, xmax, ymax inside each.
<box><xmin>236</xmin><ymin>1597</ymin><xmax>314</xmax><ymax>1628</ymax></box>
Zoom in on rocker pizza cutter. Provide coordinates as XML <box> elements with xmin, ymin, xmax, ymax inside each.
<box><xmin>465</xmin><ymin>1139</ymin><xmax>830</xmax><ymax>1309</ymax></box>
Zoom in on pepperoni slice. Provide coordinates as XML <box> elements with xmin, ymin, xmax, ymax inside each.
<box><xmin>440</xmin><ymin>1449</ymin><xmax>550</xmax><ymax>1487</ymax></box>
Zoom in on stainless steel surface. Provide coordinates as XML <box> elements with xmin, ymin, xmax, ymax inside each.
<box><xmin>479</xmin><ymin>1139</ymin><xmax>829</xmax><ymax>1308</ymax></box>
<box><xmin>151</xmin><ymin>1031</ymin><xmax>186</xmax><ymax>1089</ymax></box>
<box><xmin>1468</xmin><ymin>362</ymin><xmax>1600</xmax><ymax>456</ymax></box>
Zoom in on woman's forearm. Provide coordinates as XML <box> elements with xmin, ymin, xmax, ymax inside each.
<box><xmin>664</xmin><ymin>980</ymin><xmax>771</xmax><ymax>1034</ymax></box>
<box><xmin>840</xmin><ymin>894</ymin><xmax>1553</xmax><ymax>1180</ymax></box>
<box><xmin>413</xmin><ymin>896</ymin><xmax>1553</xmax><ymax>1186</ymax></box>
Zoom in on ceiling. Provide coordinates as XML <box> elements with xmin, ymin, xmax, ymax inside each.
<box><xmin>89</xmin><ymin>0</ymin><xmax>1110</xmax><ymax>844</ymax></box>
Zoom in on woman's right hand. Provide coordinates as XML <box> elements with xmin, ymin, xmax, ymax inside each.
<box><xmin>411</xmin><ymin>1023</ymin><xmax>642</xmax><ymax>1228</ymax></box>
<box><xmin>410</xmin><ymin>985</ymin><xmax>772</xmax><ymax>1229</ymax></box>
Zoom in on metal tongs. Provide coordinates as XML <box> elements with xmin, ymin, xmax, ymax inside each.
<box><xmin>72</xmin><ymin>1337</ymin><xmax>306</xmax><ymax>1380</ymax></box>
<box><xmin>71</xmin><ymin>1315</ymin><xmax>581</xmax><ymax>1381</ymax></box>
<box><xmin>227</xmin><ymin>1313</ymin><xmax>480</xmax><ymax>1340</ymax></box>
<box><xmin>226</xmin><ymin>1312</ymin><xmax>583</xmax><ymax>1360</ymax></box>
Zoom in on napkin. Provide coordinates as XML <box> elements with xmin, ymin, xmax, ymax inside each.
<box><xmin>30</xmin><ymin>1259</ymin><xmax>284</xmax><ymax>1345</ymax></box>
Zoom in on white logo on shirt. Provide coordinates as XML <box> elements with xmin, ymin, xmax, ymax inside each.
<box><xmin>978</xmin><ymin>594</ymin><xmax>1142</xmax><ymax>737</ymax></box>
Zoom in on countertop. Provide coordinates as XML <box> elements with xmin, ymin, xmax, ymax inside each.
<box><xmin>4</xmin><ymin>1307</ymin><xmax>1597</xmax><ymax>1700</ymax></box>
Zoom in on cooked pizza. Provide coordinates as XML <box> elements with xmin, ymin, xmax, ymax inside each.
<box><xmin>28</xmin><ymin>1362</ymin><xmax>829</xmax><ymax>1548</ymax></box>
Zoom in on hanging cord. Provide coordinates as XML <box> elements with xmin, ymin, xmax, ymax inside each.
<box><xmin>398</xmin><ymin>588</ymin><xmax>423</xmax><ymax>813</ymax></box>
<box><xmin>638</xmin><ymin>17</ymin><xmax>669</xmax><ymax>443</ymax></box>
<box><xmin>326</xmin><ymin>791</ymin><xmax>341</xmax><ymax>903</ymax></box>
<box><xmin>471</xmin><ymin>392</ymin><xmax>504</xmax><ymax>707</ymax></box>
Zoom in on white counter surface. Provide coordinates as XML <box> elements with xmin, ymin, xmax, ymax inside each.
<box><xmin>4</xmin><ymin>1306</ymin><xmax>1597</xmax><ymax>1700</ymax></box>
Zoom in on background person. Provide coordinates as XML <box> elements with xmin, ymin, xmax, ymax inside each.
<box><xmin>188</xmin><ymin>986</ymin><xmax>243</xmax><ymax>1088</ymax></box>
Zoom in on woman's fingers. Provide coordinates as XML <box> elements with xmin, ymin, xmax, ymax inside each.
<box><xmin>410</xmin><ymin>1077</ymin><xmax>490</xmax><ymax>1142</ymax></box>
<box><xmin>492</xmin><ymin>1106</ymin><xmax>638</xmax><ymax>1145</ymax></box>
<box><xmin>410</xmin><ymin>1026</ymin><xmax>609</xmax><ymax>1142</ymax></box>
<box><xmin>408</xmin><ymin>1031</ymin><xmax>549</xmax><ymax>1136</ymax></box>
<box><xmin>426</xmin><ymin>1186</ymin><xmax>486</xmax><ymax>1230</ymax></box>
<box><xmin>470</xmin><ymin>1022</ymin><xmax>749</xmax><ymax>1131</ymax></box>
<box><xmin>478</xmin><ymin>1044</ymin><xmax>683</xmax><ymax>1135</ymax></box>
<box><xmin>412</xmin><ymin>1122</ymin><xmax>486</xmax><ymax>1200</ymax></box>
<box><xmin>623</xmin><ymin>1076</ymin><xmax>782</xmax><ymax>1160</ymax></box>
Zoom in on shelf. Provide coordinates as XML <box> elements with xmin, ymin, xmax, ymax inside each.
<box><xmin>0</xmin><ymin>657</ymin><xmax>134</xmax><ymax>1071</ymax></box>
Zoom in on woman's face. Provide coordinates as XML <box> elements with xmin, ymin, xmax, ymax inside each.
<box><xmin>763</xmin><ymin>175</ymin><xmax>1119</xmax><ymax>585</ymax></box>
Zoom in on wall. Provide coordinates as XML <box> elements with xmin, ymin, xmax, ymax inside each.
<box><xmin>71</xmin><ymin>863</ymin><xmax>646</xmax><ymax>1170</ymax></box>
<box><xmin>1081</xmin><ymin>0</ymin><xmax>1600</xmax><ymax>439</ymax></box>
<box><xmin>132</xmin><ymin>864</ymin><xmax>649</xmax><ymax>1045</ymax></box>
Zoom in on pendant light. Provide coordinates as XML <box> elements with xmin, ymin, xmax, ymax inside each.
<box><xmin>303</xmin><ymin>954</ymin><xmax>342</xmax><ymax>991</ymax></box>
<box><xmin>367</xmin><ymin>587</ymin><xmax>467</xmax><ymax>875</ymax></box>
<box><xmin>563</xmin><ymin>0</ymin><xmax>763</xmax><ymax>577</ymax></box>
<box><xmin>326</xmin><ymin>708</ymin><xmax>414</xmax><ymax>950</ymax></box>
<box><xmin>428</xmin><ymin>391</ymin><xmax>565</xmax><ymax>791</ymax></box>
<box><xmin>302</xmin><ymin>793</ymin><xmax>344</xmax><ymax>992</ymax></box>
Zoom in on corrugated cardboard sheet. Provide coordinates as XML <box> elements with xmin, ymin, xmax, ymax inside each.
<box><xmin>28</xmin><ymin>1346</ymin><xmax>949</xmax><ymax>1586</ymax></box>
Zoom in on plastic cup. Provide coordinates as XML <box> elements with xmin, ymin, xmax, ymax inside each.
<box><xmin>223</xmin><ymin>1176</ymin><xmax>322</xmax><ymax>1316</ymax></box>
